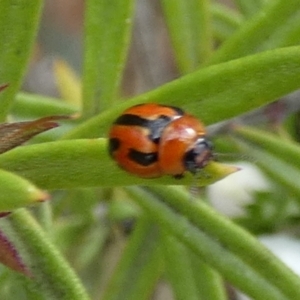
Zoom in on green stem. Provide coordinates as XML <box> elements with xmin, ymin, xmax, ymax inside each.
<box><xmin>102</xmin><ymin>216</ymin><xmax>162</xmax><ymax>300</ymax></box>
<box><xmin>161</xmin><ymin>0</ymin><xmax>212</xmax><ymax>73</ymax></box>
<box><xmin>0</xmin><ymin>209</ymin><xmax>90</xmax><ymax>300</ymax></box>
<box><xmin>12</xmin><ymin>93</ymin><xmax>77</xmax><ymax>118</ymax></box>
<box><xmin>233</xmin><ymin>0</ymin><xmax>264</xmax><ymax>17</ymax></box>
<box><xmin>0</xmin><ymin>0</ymin><xmax>43</xmax><ymax>121</ymax></box>
<box><xmin>160</xmin><ymin>231</ymin><xmax>200</xmax><ymax>300</ymax></box>
<box><xmin>211</xmin><ymin>3</ymin><xmax>244</xmax><ymax>42</ymax></box>
<box><xmin>82</xmin><ymin>0</ymin><xmax>135</xmax><ymax>117</ymax></box>
<box><xmin>190</xmin><ymin>252</ymin><xmax>227</xmax><ymax>300</ymax></box>
<box><xmin>125</xmin><ymin>186</ymin><xmax>287</xmax><ymax>300</ymax></box>
<box><xmin>148</xmin><ymin>186</ymin><xmax>300</xmax><ymax>300</ymax></box>
<box><xmin>209</xmin><ymin>0</ymin><xmax>300</xmax><ymax>64</ymax></box>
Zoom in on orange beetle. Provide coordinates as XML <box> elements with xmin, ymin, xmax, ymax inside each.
<box><xmin>108</xmin><ymin>103</ymin><xmax>213</xmax><ymax>178</ymax></box>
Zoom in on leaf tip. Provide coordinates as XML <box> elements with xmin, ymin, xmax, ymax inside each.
<box><xmin>28</xmin><ymin>188</ymin><xmax>50</xmax><ymax>203</ymax></box>
<box><xmin>0</xmin><ymin>83</ymin><xmax>9</xmax><ymax>92</ymax></box>
<box><xmin>199</xmin><ymin>161</ymin><xmax>240</xmax><ymax>186</ymax></box>
<box><xmin>0</xmin><ymin>230</ymin><xmax>31</xmax><ymax>276</ymax></box>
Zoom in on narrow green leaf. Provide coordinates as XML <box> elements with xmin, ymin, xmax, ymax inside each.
<box><xmin>161</xmin><ymin>232</ymin><xmax>201</xmax><ymax>300</ymax></box>
<box><xmin>234</xmin><ymin>126</ymin><xmax>300</xmax><ymax>171</ymax></box>
<box><xmin>64</xmin><ymin>46</ymin><xmax>300</xmax><ymax>139</ymax></box>
<box><xmin>161</xmin><ymin>0</ymin><xmax>212</xmax><ymax>73</ymax></box>
<box><xmin>82</xmin><ymin>0</ymin><xmax>135</xmax><ymax>117</ymax></box>
<box><xmin>146</xmin><ymin>185</ymin><xmax>300</xmax><ymax>300</ymax></box>
<box><xmin>0</xmin><ymin>169</ymin><xmax>48</xmax><ymax>212</ymax></box>
<box><xmin>209</xmin><ymin>0</ymin><xmax>300</xmax><ymax>64</ymax></box>
<box><xmin>211</xmin><ymin>3</ymin><xmax>244</xmax><ymax>42</ymax></box>
<box><xmin>103</xmin><ymin>217</ymin><xmax>162</xmax><ymax>300</ymax></box>
<box><xmin>190</xmin><ymin>253</ymin><xmax>227</xmax><ymax>300</ymax></box>
<box><xmin>281</xmin><ymin>20</ymin><xmax>300</xmax><ymax>48</ymax></box>
<box><xmin>0</xmin><ymin>0</ymin><xmax>43</xmax><ymax>121</ymax></box>
<box><xmin>0</xmin><ymin>210</ymin><xmax>90</xmax><ymax>300</ymax></box>
<box><xmin>0</xmin><ymin>139</ymin><xmax>237</xmax><ymax>189</ymax></box>
<box><xmin>12</xmin><ymin>93</ymin><xmax>77</xmax><ymax>119</ymax></box>
<box><xmin>125</xmin><ymin>186</ymin><xmax>287</xmax><ymax>300</ymax></box>
<box><xmin>258</xmin><ymin>9</ymin><xmax>300</xmax><ymax>50</ymax></box>
<box><xmin>35</xmin><ymin>201</ymin><xmax>53</xmax><ymax>233</ymax></box>
<box><xmin>233</xmin><ymin>0</ymin><xmax>265</xmax><ymax>17</ymax></box>
<box><xmin>238</xmin><ymin>143</ymin><xmax>300</xmax><ymax>203</ymax></box>
<box><xmin>233</xmin><ymin>127</ymin><xmax>300</xmax><ymax>204</ymax></box>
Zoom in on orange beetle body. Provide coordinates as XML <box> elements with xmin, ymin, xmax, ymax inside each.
<box><xmin>108</xmin><ymin>103</ymin><xmax>213</xmax><ymax>178</ymax></box>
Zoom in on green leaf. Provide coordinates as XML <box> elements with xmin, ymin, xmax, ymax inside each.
<box><xmin>233</xmin><ymin>126</ymin><xmax>300</xmax><ymax>204</ymax></box>
<box><xmin>257</xmin><ymin>8</ymin><xmax>300</xmax><ymax>51</ymax></box>
<box><xmin>0</xmin><ymin>0</ymin><xmax>43</xmax><ymax>121</ymax></box>
<box><xmin>189</xmin><ymin>253</ymin><xmax>227</xmax><ymax>300</ymax></box>
<box><xmin>12</xmin><ymin>93</ymin><xmax>77</xmax><ymax>119</ymax></box>
<box><xmin>233</xmin><ymin>0</ymin><xmax>265</xmax><ymax>17</ymax></box>
<box><xmin>144</xmin><ymin>186</ymin><xmax>300</xmax><ymax>299</ymax></box>
<box><xmin>161</xmin><ymin>0</ymin><xmax>212</xmax><ymax>73</ymax></box>
<box><xmin>64</xmin><ymin>46</ymin><xmax>300</xmax><ymax>139</ymax></box>
<box><xmin>242</xmin><ymin>145</ymin><xmax>300</xmax><ymax>203</ymax></box>
<box><xmin>161</xmin><ymin>232</ymin><xmax>204</xmax><ymax>300</ymax></box>
<box><xmin>0</xmin><ymin>139</ymin><xmax>237</xmax><ymax>189</ymax></box>
<box><xmin>234</xmin><ymin>126</ymin><xmax>300</xmax><ymax>170</ymax></box>
<box><xmin>125</xmin><ymin>186</ymin><xmax>289</xmax><ymax>300</ymax></box>
<box><xmin>82</xmin><ymin>0</ymin><xmax>135</xmax><ymax>117</ymax></box>
<box><xmin>209</xmin><ymin>0</ymin><xmax>300</xmax><ymax>64</ymax></box>
<box><xmin>103</xmin><ymin>217</ymin><xmax>162</xmax><ymax>300</ymax></box>
<box><xmin>0</xmin><ymin>169</ymin><xmax>48</xmax><ymax>212</ymax></box>
<box><xmin>211</xmin><ymin>3</ymin><xmax>244</xmax><ymax>42</ymax></box>
<box><xmin>0</xmin><ymin>210</ymin><xmax>90</xmax><ymax>300</ymax></box>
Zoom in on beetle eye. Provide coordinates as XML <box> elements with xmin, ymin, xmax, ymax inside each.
<box><xmin>183</xmin><ymin>138</ymin><xmax>214</xmax><ymax>174</ymax></box>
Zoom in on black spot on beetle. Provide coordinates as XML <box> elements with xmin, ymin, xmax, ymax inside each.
<box><xmin>115</xmin><ymin>114</ymin><xmax>174</xmax><ymax>144</ymax></box>
<box><xmin>128</xmin><ymin>149</ymin><xmax>158</xmax><ymax>166</ymax></box>
<box><xmin>165</xmin><ymin>105</ymin><xmax>184</xmax><ymax>116</ymax></box>
<box><xmin>174</xmin><ymin>174</ymin><xmax>184</xmax><ymax>179</ymax></box>
<box><xmin>114</xmin><ymin>114</ymin><xmax>149</xmax><ymax>127</ymax></box>
<box><xmin>114</xmin><ymin>105</ymin><xmax>185</xmax><ymax>145</ymax></box>
<box><xmin>109</xmin><ymin>138</ymin><xmax>120</xmax><ymax>156</ymax></box>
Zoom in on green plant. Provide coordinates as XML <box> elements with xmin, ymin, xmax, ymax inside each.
<box><xmin>1</xmin><ymin>0</ymin><xmax>300</xmax><ymax>299</ymax></box>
